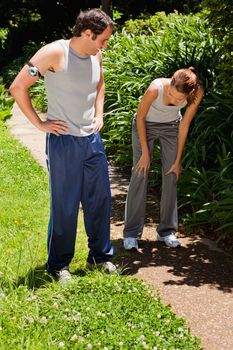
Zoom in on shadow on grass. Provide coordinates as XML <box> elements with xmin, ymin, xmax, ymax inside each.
<box><xmin>14</xmin><ymin>265</ymin><xmax>88</xmax><ymax>290</ymax></box>
<box><xmin>16</xmin><ymin>265</ymin><xmax>53</xmax><ymax>289</ymax></box>
<box><xmin>112</xmin><ymin>237</ymin><xmax>233</xmax><ymax>293</ymax></box>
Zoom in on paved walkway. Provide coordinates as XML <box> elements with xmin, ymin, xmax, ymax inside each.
<box><xmin>7</xmin><ymin>103</ymin><xmax>233</xmax><ymax>350</ymax></box>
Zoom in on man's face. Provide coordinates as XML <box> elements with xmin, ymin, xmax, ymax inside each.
<box><xmin>85</xmin><ymin>26</ymin><xmax>113</xmax><ymax>55</ymax></box>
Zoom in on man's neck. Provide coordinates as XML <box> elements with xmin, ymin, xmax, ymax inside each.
<box><xmin>69</xmin><ymin>37</ymin><xmax>89</xmax><ymax>57</ymax></box>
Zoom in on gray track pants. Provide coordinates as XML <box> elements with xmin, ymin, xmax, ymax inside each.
<box><xmin>124</xmin><ymin>116</ymin><xmax>179</xmax><ymax>238</ymax></box>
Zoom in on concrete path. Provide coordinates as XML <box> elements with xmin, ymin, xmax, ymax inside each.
<box><xmin>7</xmin><ymin>102</ymin><xmax>233</xmax><ymax>350</ymax></box>
<box><xmin>8</xmin><ymin>103</ymin><xmax>47</xmax><ymax>168</ymax></box>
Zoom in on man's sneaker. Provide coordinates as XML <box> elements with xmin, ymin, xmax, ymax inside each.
<box><xmin>101</xmin><ymin>261</ymin><xmax>117</xmax><ymax>273</ymax></box>
<box><xmin>157</xmin><ymin>232</ymin><xmax>181</xmax><ymax>248</ymax></box>
<box><xmin>86</xmin><ymin>261</ymin><xmax>117</xmax><ymax>274</ymax></box>
<box><xmin>57</xmin><ymin>266</ymin><xmax>73</xmax><ymax>284</ymax></box>
<box><xmin>123</xmin><ymin>237</ymin><xmax>138</xmax><ymax>251</ymax></box>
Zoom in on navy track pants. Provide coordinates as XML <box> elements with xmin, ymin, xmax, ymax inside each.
<box><xmin>46</xmin><ymin>132</ymin><xmax>114</xmax><ymax>274</ymax></box>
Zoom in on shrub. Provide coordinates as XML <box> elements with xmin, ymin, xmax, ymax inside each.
<box><xmin>202</xmin><ymin>0</ymin><xmax>233</xmax><ymax>94</ymax></box>
<box><xmin>179</xmin><ymin>92</ymin><xmax>233</xmax><ymax>247</ymax></box>
<box><xmin>102</xmin><ymin>12</ymin><xmax>219</xmax><ymax>165</ymax></box>
<box><xmin>0</xmin><ymin>27</ymin><xmax>8</xmax><ymax>49</ymax></box>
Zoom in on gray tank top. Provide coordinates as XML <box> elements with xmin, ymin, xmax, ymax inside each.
<box><xmin>44</xmin><ymin>39</ymin><xmax>100</xmax><ymax>136</ymax></box>
<box><xmin>146</xmin><ymin>78</ymin><xmax>187</xmax><ymax>123</ymax></box>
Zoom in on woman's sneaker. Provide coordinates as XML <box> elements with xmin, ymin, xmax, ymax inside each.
<box><xmin>123</xmin><ymin>237</ymin><xmax>138</xmax><ymax>251</ymax></box>
<box><xmin>157</xmin><ymin>232</ymin><xmax>181</xmax><ymax>248</ymax></box>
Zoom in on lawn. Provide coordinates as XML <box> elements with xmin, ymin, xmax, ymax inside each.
<box><xmin>0</xmin><ymin>122</ymin><xmax>202</xmax><ymax>350</ymax></box>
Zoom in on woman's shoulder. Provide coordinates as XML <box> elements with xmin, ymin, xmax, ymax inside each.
<box><xmin>160</xmin><ymin>77</ymin><xmax>171</xmax><ymax>88</ymax></box>
<box><xmin>143</xmin><ymin>80</ymin><xmax>159</xmax><ymax>101</ymax></box>
<box><xmin>151</xmin><ymin>77</ymin><xmax>171</xmax><ymax>90</ymax></box>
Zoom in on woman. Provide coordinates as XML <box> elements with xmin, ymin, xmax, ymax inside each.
<box><xmin>123</xmin><ymin>67</ymin><xmax>204</xmax><ymax>250</ymax></box>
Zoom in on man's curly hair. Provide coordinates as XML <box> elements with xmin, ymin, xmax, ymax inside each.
<box><xmin>73</xmin><ymin>8</ymin><xmax>115</xmax><ymax>39</ymax></box>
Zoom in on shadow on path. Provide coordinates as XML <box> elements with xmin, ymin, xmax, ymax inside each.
<box><xmin>109</xmin><ymin>165</ymin><xmax>161</xmax><ymax>226</ymax></box>
<box><xmin>112</xmin><ymin>237</ymin><xmax>233</xmax><ymax>293</ymax></box>
<box><xmin>109</xmin><ymin>166</ymin><xmax>233</xmax><ymax>294</ymax></box>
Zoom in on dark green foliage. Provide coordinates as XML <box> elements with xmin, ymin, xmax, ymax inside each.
<box><xmin>179</xmin><ymin>92</ymin><xmax>233</xmax><ymax>246</ymax></box>
<box><xmin>1</xmin><ymin>41</ymin><xmax>44</xmax><ymax>87</ymax></box>
<box><xmin>110</xmin><ymin>0</ymin><xmax>202</xmax><ymax>23</ymax></box>
<box><xmin>0</xmin><ymin>0</ymin><xmax>99</xmax><ymax>71</ymax></box>
<box><xmin>0</xmin><ymin>28</ymin><xmax>8</xmax><ymax>49</ymax></box>
<box><xmin>201</xmin><ymin>0</ymin><xmax>233</xmax><ymax>93</ymax></box>
<box><xmin>0</xmin><ymin>80</ymin><xmax>14</xmax><ymax>122</ymax></box>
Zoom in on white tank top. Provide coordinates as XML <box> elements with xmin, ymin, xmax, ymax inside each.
<box><xmin>146</xmin><ymin>78</ymin><xmax>187</xmax><ymax>123</ymax></box>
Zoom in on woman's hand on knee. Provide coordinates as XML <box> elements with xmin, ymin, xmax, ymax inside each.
<box><xmin>135</xmin><ymin>153</ymin><xmax>151</xmax><ymax>177</ymax></box>
<box><xmin>165</xmin><ymin>162</ymin><xmax>181</xmax><ymax>180</ymax></box>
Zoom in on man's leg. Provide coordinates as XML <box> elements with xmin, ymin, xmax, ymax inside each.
<box><xmin>46</xmin><ymin>134</ymin><xmax>83</xmax><ymax>276</ymax></box>
<box><xmin>81</xmin><ymin>132</ymin><xmax>114</xmax><ymax>265</ymax></box>
<box><xmin>156</xmin><ymin>122</ymin><xmax>180</xmax><ymax>247</ymax></box>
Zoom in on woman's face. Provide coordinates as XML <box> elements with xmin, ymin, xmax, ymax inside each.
<box><xmin>168</xmin><ymin>85</ymin><xmax>187</xmax><ymax>106</ymax></box>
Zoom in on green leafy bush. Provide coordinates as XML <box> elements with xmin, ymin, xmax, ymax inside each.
<box><xmin>31</xmin><ymin>78</ymin><xmax>48</xmax><ymax>113</ymax></box>
<box><xmin>123</xmin><ymin>11</ymin><xmax>168</xmax><ymax>35</ymax></box>
<box><xmin>0</xmin><ymin>27</ymin><xmax>8</xmax><ymax>49</ymax></box>
<box><xmin>202</xmin><ymin>0</ymin><xmax>233</xmax><ymax>94</ymax></box>
<box><xmin>102</xmin><ymin>12</ymin><xmax>219</xmax><ymax>165</ymax></box>
<box><xmin>179</xmin><ymin>92</ymin><xmax>233</xmax><ymax>246</ymax></box>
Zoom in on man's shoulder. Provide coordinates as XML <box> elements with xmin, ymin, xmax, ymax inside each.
<box><xmin>30</xmin><ymin>40</ymin><xmax>67</xmax><ymax>75</ymax></box>
<box><xmin>42</xmin><ymin>40</ymin><xmax>66</xmax><ymax>55</ymax></box>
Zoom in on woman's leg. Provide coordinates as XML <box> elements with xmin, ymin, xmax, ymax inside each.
<box><xmin>156</xmin><ymin>122</ymin><xmax>179</xmax><ymax>238</ymax></box>
<box><xmin>124</xmin><ymin>118</ymin><xmax>156</xmax><ymax>239</ymax></box>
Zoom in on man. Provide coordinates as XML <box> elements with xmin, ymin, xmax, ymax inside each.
<box><xmin>10</xmin><ymin>8</ymin><xmax>116</xmax><ymax>284</ymax></box>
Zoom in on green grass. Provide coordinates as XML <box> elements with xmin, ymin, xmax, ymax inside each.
<box><xmin>0</xmin><ymin>122</ymin><xmax>202</xmax><ymax>350</ymax></box>
<box><xmin>0</xmin><ymin>123</ymin><xmax>49</xmax><ymax>283</ymax></box>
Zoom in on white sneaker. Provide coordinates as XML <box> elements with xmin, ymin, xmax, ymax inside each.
<box><xmin>157</xmin><ymin>232</ymin><xmax>181</xmax><ymax>248</ymax></box>
<box><xmin>101</xmin><ymin>261</ymin><xmax>117</xmax><ymax>273</ymax></box>
<box><xmin>86</xmin><ymin>261</ymin><xmax>117</xmax><ymax>274</ymax></box>
<box><xmin>123</xmin><ymin>237</ymin><xmax>138</xmax><ymax>250</ymax></box>
<box><xmin>57</xmin><ymin>266</ymin><xmax>73</xmax><ymax>284</ymax></box>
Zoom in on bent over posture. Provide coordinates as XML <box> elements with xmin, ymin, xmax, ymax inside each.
<box><xmin>123</xmin><ymin>68</ymin><xmax>204</xmax><ymax>250</ymax></box>
<box><xmin>10</xmin><ymin>8</ymin><xmax>116</xmax><ymax>283</ymax></box>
